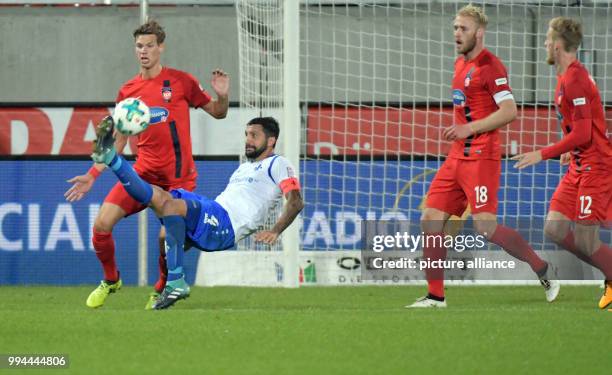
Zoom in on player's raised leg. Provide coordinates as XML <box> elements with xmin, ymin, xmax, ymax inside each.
<box><xmin>91</xmin><ymin>116</ymin><xmax>173</xmax><ymax>213</ymax></box>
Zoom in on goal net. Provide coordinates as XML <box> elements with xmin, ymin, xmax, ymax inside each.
<box><xmin>196</xmin><ymin>0</ymin><xmax>296</xmax><ymax>286</ymax></box>
<box><xmin>212</xmin><ymin>0</ymin><xmax>612</xmax><ymax>286</ymax></box>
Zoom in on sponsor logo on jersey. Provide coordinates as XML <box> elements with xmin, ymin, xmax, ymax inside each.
<box><xmin>452</xmin><ymin>89</ymin><xmax>466</xmax><ymax>107</ymax></box>
<box><xmin>229</xmin><ymin>176</ymin><xmax>259</xmax><ymax>184</ymax></box>
<box><xmin>495</xmin><ymin>77</ymin><xmax>507</xmax><ymax>86</ymax></box>
<box><xmin>162</xmin><ymin>87</ymin><xmax>172</xmax><ymax>102</ymax></box>
<box><xmin>149</xmin><ymin>107</ymin><xmax>169</xmax><ymax>124</ymax></box>
<box><xmin>572</xmin><ymin>97</ymin><xmax>586</xmax><ymax>106</ymax></box>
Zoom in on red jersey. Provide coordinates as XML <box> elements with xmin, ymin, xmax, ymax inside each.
<box><xmin>116</xmin><ymin>67</ymin><xmax>212</xmax><ymax>185</ymax></box>
<box><xmin>545</xmin><ymin>60</ymin><xmax>612</xmax><ymax>173</ymax></box>
<box><xmin>449</xmin><ymin>49</ymin><xmax>513</xmax><ymax>160</ymax></box>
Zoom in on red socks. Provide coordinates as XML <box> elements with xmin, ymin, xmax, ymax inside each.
<box><xmin>154</xmin><ymin>238</ymin><xmax>168</xmax><ymax>293</ymax></box>
<box><xmin>424</xmin><ymin>233</ymin><xmax>447</xmax><ymax>299</ymax></box>
<box><xmin>490</xmin><ymin>225</ymin><xmax>547</xmax><ymax>275</ymax></box>
<box><xmin>560</xmin><ymin>231</ymin><xmax>597</xmax><ymax>267</ymax></box>
<box><xmin>92</xmin><ymin>228</ymin><xmax>118</xmax><ymax>282</ymax></box>
<box><xmin>591</xmin><ymin>244</ymin><xmax>612</xmax><ymax>280</ymax></box>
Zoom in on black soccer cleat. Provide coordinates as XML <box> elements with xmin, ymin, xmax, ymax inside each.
<box><xmin>91</xmin><ymin>115</ymin><xmax>117</xmax><ymax>165</ymax></box>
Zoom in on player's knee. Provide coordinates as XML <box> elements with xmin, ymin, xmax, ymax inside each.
<box><xmin>161</xmin><ymin>199</ymin><xmax>184</xmax><ymax>217</ymax></box>
<box><xmin>420</xmin><ymin>210</ymin><xmax>446</xmax><ymax>233</ymax></box>
<box><xmin>543</xmin><ymin>220</ymin><xmax>566</xmax><ymax>244</ymax></box>
<box><xmin>93</xmin><ymin>215</ymin><xmax>115</xmax><ymax>233</ymax></box>
<box><xmin>574</xmin><ymin>228</ymin><xmax>598</xmax><ymax>255</ymax></box>
<box><xmin>472</xmin><ymin>220</ymin><xmax>495</xmax><ymax>239</ymax></box>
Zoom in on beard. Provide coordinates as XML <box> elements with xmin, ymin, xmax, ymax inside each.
<box><xmin>546</xmin><ymin>50</ymin><xmax>555</xmax><ymax>65</ymax></box>
<box><xmin>458</xmin><ymin>34</ymin><xmax>477</xmax><ymax>56</ymax></box>
<box><xmin>245</xmin><ymin>143</ymin><xmax>267</xmax><ymax>160</ymax></box>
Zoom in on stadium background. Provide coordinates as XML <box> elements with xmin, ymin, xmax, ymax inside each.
<box><xmin>1</xmin><ymin>2</ymin><xmax>611</xmax><ymax>374</ymax></box>
<box><xmin>1</xmin><ymin>0</ymin><xmax>611</xmax><ymax>286</ymax></box>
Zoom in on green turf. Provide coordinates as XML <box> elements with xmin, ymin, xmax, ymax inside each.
<box><xmin>0</xmin><ymin>286</ymin><xmax>609</xmax><ymax>375</ymax></box>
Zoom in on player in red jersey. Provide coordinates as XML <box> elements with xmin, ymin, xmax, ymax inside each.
<box><xmin>63</xmin><ymin>20</ymin><xmax>230</xmax><ymax>309</ymax></box>
<box><xmin>407</xmin><ymin>5</ymin><xmax>559</xmax><ymax>308</ymax></box>
<box><xmin>513</xmin><ymin>17</ymin><xmax>612</xmax><ymax>310</ymax></box>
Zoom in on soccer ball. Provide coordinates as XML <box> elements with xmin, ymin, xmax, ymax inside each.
<box><xmin>112</xmin><ymin>98</ymin><xmax>151</xmax><ymax>135</ymax></box>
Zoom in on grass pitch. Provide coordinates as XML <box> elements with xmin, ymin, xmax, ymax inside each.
<box><xmin>0</xmin><ymin>285</ymin><xmax>609</xmax><ymax>375</ymax></box>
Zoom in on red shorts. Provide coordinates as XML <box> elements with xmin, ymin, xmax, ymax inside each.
<box><xmin>426</xmin><ymin>158</ymin><xmax>500</xmax><ymax>217</ymax></box>
<box><xmin>549</xmin><ymin>169</ymin><xmax>612</xmax><ymax>225</ymax></box>
<box><xmin>104</xmin><ymin>176</ymin><xmax>197</xmax><ymax>217</ymax></box>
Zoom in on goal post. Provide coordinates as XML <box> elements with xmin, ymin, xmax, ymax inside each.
<box><xmin>281</xmin><ymin>0</ymin><xmax>301</xmax><ymax>288</ymax></box>
<box><xmin>196</xmin><ymin>0</ymin><xmax>301</xmax><ymax>287</ymax></box>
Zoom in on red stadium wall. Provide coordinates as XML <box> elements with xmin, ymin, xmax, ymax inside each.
<box><xmin>0</xmin><ymin>106</ymin><xmax>610</xmax><ymax>156</ymax></box>
<box><xmin>307</xmin><ymin>106</ymin><xmax>612</xmax><ymax>156</ymax></box>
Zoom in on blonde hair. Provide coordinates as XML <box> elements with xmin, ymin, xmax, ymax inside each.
<box><xmin>549</xmin><ymin>17</ymin><xmax>582</xmax><ymax>52</ymax></box>
<box><xmin>457</xmin><ymin>4</ymin><xmax>488</xmax><ymax>28</ymax></box>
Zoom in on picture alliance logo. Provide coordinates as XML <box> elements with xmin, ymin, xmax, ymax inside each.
<box><xmin>337</xmin><ymin>256</ymin><xmax>361</xmax><ymax>270</ymax></box>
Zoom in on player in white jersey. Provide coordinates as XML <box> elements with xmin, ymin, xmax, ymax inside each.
<box><xmin>91</xmin><ymin>116</ymin><xmax>304</xmax><ymax>309</ymax></box>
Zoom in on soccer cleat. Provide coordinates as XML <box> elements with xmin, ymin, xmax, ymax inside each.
<box><xmin>405</xmin><ymin>296</ymin><xmax>447</xmax><ymax>308</ymax></box>
<box><xmin>153</xmin><ymin>277</ymin><xmax>190</xmax><ymax>310</ymax></box>
<box><xmin>86</xmin><ymin>278</ymin><xmax>123</xmax><ymax>308</ymax></box>
<box><xmin>144</xmin><ymin>292</ymin><xmax>161</xmax><ymax>311</ymax></box>
<box><xmin>91</xmin><ymin>115</ymin><xmax>117</xmax><ymax>165</ymax></box>
<box><xmin>598</xmin><ymin>280</ymin><xmax>612</xmax><ymax>309</ymax></box>
<box><xmin>538</xmin><ymin>263</ymin><xmax>560</xmax><ymax>302</ymax></box>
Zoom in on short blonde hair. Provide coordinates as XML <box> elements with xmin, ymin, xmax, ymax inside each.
<box><xmin>457</xmin><ymin>4</ymin><xmax>488</xmax><ymax>28</ymax></box>
<box><xmin>549</xmin><ymin>17</ymin><xmax>582</xmax><ymax>52</ymax></box>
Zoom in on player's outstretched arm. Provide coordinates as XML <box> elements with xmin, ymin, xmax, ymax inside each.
<box><xmin>202</xmin><ymin>68</ymin><xmax>229</xmax><ymax>119</ymax></box>
<box><xmin>64</xmin><ymin>120</ymin><xmax>130</xmax><ymax>202</ymax></box>
<box><xmin>512</xmin><ymin>118</ymin><xmax>592</xmax><ymax>169</ymax></box>
<box><xmin>255</xmin><ymin>190</ymin><xmax>305</xmax><ymax>245</ymax></box>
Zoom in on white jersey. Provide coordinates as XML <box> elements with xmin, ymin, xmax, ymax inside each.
<box><xmin>215</xmin><ymin>154</ymin><xmax>297</xmax><ymax>240</ymax></box>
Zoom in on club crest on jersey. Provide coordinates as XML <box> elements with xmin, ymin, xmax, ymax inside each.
<box><xmin>453</xmin><ymin>89</ymin><xmax>466</xmax><ymax>107</ymax></box>
<box><xmin>162</xmin><ymin>87</ymin><xmax>172</xmax><ymax>102</ymax></box>
<box><xmin>149</xmin><ymin>107</ymin><xmax>169</xmax><ymax>124</ymax></box>
<box><xmin>556</xmin><ymin>109</ymin><xmax>563</xmax><ymax>122</ymax></box>
<box><xmin>203</xmin><ymin>213</ymin><xmax>219</xmax><ymax>227</ymax></box>
<box><xmin>464</xmin><ymin>67</ymin><xmax>475</xmax><ymax>88</ymax></box>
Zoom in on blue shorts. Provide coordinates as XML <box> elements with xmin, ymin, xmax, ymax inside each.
<box><xmin>169</xmin><ymin>189</ymin><xmax>235</xmax><ymax>251</ymax></box>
